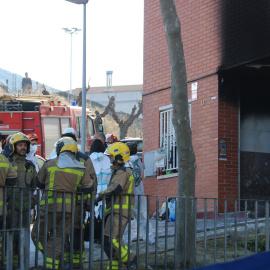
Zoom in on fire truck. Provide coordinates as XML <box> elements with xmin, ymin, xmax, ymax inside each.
<box><xmin>0</xmin><ymin>94</ymin><xmax>99</xmax><ymax>159</ymax></box>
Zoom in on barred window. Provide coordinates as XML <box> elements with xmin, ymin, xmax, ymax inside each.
<box><xmin>159</xmin><ymin>103</ymin><xmax>191</xmax><ymax>172</ymax></box>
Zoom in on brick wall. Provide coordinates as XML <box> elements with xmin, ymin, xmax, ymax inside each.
<box><xmin>218</xmin><ymin>73</ymin><xmax>240</xmax><ymax>211</ymax></box>
<box><xmin>190</xmin><ymin>76</ymin><xmax>219</xmax><ymax>199</ymax></box>
<box><xmin>143</xmin><ymin>0</ymin><xmax>222</xmax><ymax>201</ymax></box>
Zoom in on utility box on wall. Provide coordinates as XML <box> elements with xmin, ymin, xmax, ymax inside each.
<box><xmin>144</xmin><ymin>151</ymin><xmax>156</xmax><ymax>177</ymax></box>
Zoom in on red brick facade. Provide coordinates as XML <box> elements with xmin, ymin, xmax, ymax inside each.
<box><xmin>143</xmin><ymin>1</ymin><xmax>238</xmax><ymax>208</ymax></box>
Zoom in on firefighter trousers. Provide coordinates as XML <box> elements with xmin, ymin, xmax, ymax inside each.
<box><xmin>104</xmin><ymin>213</ymin><xmax>135</xmax><ymax>269</ymax></box>
<box><xmin>32</xmin><ymin>212</ymin><xmax>71</xmax><ymax>269</ymax></box>
<box><xmin>64</xmin><ymin>204</ymin><xmax>85</xmax><ymax>268</ymax></box>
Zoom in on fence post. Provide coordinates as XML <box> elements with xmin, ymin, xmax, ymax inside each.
<box><xmin>6</xmin><ymin>232</ymin><xmax>13</xmax><ymax>270</ymax></box>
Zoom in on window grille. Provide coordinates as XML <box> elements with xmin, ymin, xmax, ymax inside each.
<box><xmin>160</xmin><ymin>103</ymin><xmax>191</xmax><ymax>172</ymax></box>
<box><xmin>160</xmin><ymin>108</ymin><xmax>178</xmax><ymax>171</ymax></box>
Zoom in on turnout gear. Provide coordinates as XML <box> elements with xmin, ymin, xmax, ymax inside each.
<box><xmin>8</xmin><ymin>148</ymin><xmax>37</xmax><ymax>268</ymax></box>
<box><xmin>37</xmin><ymin>158</ymin><xmax>93</xmax><ymax>213</ymax></box>
<box><xmin>99</xmin><ymin>161</ymin><xmax>136</xmax><ymax>267</ymax></box>
<box><xmin>105</xmin><ymin>142</ymin><xmax>130</xmax><ymax>164</ymax></box>
<box><xmin>100</xmin><ymin>166</ymin><xmax>134</xmax><ymax>218</ymax></box>
<box><xmin>64</xmin><ymin>151</ymin><xmax>97</xmax><ymax>269</ymax></box>
<box><xmin>32</xmin><ymin>154</ymin><xmax>94</xmax><ymax>270</ymax></box>
<box><xmin>7</xmin><ymin>154</ymin><xmax>37</xmax><ymax>210</ymax></box>
<box><xmin>9</xmin><ymin>132</ymin><xmax>30</xmax><ymax>155</ymax></box>
<box><xmin>0</xmin><ymin>154</ymin><xmax>17</xmax><ymax>215</ymax></box>
<box><xmin>58</xmin><ymin>151</ymin><xmax>85</xmax><ymax>169</ymax></box>
<box><xmin>55</xmin><ymin>137</ymin><xmax>78</xmax><ymax>156</ymax></box>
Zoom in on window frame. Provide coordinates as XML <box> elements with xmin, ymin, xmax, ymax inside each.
<box><xmin>159</xmin><ymin>101</ymin><xmax>191</xmax><ymax>172</ymax></box>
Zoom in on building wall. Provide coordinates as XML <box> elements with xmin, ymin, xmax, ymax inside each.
<box><xmin>143</xmin><ymin>1</ymin><xmax>222</xmax><ymax>201</ymax></box>
<box><xmin>218</xmin><ymin>76</ymin><xmax>239</xmax><ymax>211</ymax></box>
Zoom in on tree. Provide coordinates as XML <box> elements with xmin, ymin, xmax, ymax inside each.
<box><xmin>94</xmin><ymin>96</ymin><xmax>142</xmax><ymax>139</ymax></box>
<box><xmin>159</xmin><ymin>1</ymin><xmax>196</xmax><ymax>268</ymax></box>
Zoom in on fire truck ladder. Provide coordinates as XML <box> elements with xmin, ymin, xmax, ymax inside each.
<box><xmin>0</xmin><ymin>94</ymin><xmax>54</xmax><ymax>111</ymax></box>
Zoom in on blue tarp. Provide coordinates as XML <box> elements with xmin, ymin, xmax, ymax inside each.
<box><xmin>194</xmin><ymin>251</ymin><xmax>270</xmax><ymax>270</ymax></box>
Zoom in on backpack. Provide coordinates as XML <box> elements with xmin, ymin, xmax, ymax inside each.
<box><xmin>130</xmin><ymin>159</ymin><xmax>142</xmax><ymax>187</ymax></box>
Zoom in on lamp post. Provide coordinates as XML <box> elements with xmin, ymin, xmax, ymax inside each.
<box><xmin>62</xmin><ymin>27</ymin><xmax>81</xmax><ymax>102</ymax></box>
<box><xmin>65</xmin><ymin>0</ymin><xmax>88</xmax><ymax>153</ymax></box>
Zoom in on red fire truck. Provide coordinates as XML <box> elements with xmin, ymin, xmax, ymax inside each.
<box><xmin>0</xmin><ymin>94</ymin><xmax>99</xmax><ymax>159</ymax></box>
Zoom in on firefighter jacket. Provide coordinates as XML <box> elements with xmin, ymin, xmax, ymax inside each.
<box><xmin>99</xmin><ymin>164</ymin><xmax>135</xmax><ymax>219</ymax></box>
<box><xmin>37</xmin><ymin>158</ymin><xmax>94</xmax><ymax>213</ymax></box>
<box><xmin>8</xmin><ymin>153</ymin><xmax>37</xmax><ymax>210</ymax></box>
<box><xmin>0</xmin><ymin>154</ymin><xmax>17</xmax><ymax>215</ymax></box>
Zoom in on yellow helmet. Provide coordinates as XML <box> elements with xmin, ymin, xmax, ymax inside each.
<box><xmin>55</xmin><ymin>137</ymin><xmax>78</xmax><ymax>156</ymax></box>
<box><xmin>9</xmin><ymin>132</ymin><xmax>30</xmax><ymax>155</ymax></box>
<box><xmin>105</xmin><ymin>142</ymin><xmax>130</xmax><ymax>164</ymax></box>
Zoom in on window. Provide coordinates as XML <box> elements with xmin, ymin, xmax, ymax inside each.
<box><xmin>160</xmin><ymin>107</ymin><xmax>178</xmax><ymax>171</ymax></box>
<box><xmin>76</xmin><ymin>116</ymin><xmax>81</xmax><ymax>139</ymax></box>
<box><xmin>106</xmin><ymin>71</ymin><xmax>113</xmax><ymax>88</ymax></box>
<box><xmin>60</xmin><ymin>118</ymin><xmax>70</xmax><ymax>134</ymax></box>
<box><xmin>159</xmin><ymin>102</ymin><xmax>191</xmax><ymax>172</ymax></box>
<box><xmin>43</xmin><ymin>117</ymin><xmax>61</xmax><ymax>159</ymax></box>
<box><xmin>87</xmin><ymin>116</ymin><xmax>95</xmax><ymax>136</ymax></box>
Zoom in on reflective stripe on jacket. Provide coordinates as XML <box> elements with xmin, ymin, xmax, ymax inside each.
<box><xmin>38</xmin><ymin>158</ymin><xmax>94</xmax><ymax>213</ymax></box>
<box><xmin>0</xmin><ymin>154</ymin><xmax>17</xmax><ymax>215</ymax></box>
<box><xmin>100</xmin><ymin>166</ymin><xmax>135</xmax><ymax>219</ymax></box>
<box><xmin>8</xmin><ymin>154</ymin><xmax>37</xmax><ymax>210</ymax></box>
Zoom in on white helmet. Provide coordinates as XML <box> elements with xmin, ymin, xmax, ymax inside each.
<box><xmin>63</xmin><ymin>127</ymin><xmax>77</xmax><ymax>137</ymax></box>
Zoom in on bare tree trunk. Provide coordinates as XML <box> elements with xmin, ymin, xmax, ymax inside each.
<box><xmin>159</xmin><ymin>1</ymin><xmax>196</xmax><ymax>268</ymax></box>
<box><xmin>95</xmin><ymin>96</ymin><xmax>142</xmax><ymax>139</ymax></box>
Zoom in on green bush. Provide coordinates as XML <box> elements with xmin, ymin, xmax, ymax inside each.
<box><xmin>247</xmin><ymin>236</ymin><xmax>266</xmax><ymax>252</ymax></box>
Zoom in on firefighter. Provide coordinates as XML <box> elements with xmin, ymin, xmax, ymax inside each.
<box><xmin>60</xmin><ymin>128</ymin><xmax>97</xmax><ymax>269</ymax></box>
<box><xmin>0</xmin><ymin>153</ymin><xmax>17</xmax><ymax>265</ymax></box>
<box><xmin>28</xmin><ymin>133</ymin><xmax>38</xmax><ymax>146</ymax></box>
<box><xmin>7</xmin><ymin>132</ymin><xmax>37</xmax><ymax>267</ymax></box>
<box><xmin>95</xmin><ymin>142</ymin><xmax>137</xmax><ymax>270</ymax></box>
<box><xmin>31</xmin><ymin>137</ymin><xmax>94</xmax><ymax>270</ymax></box>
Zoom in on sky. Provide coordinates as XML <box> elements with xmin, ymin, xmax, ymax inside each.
<box><xmin>0</xmin><ymin>0</ymin><xmax>144</xmax><ymax>91</ymax></box>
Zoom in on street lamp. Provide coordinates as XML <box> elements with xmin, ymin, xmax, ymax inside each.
<box><xmin>62</xmin><ymin>27</ymin><xmax>81</xmax><ymax>102</ymax></box>
<box><xmin>64</xmin><ymin>0</ymin><xmax>88</xmax><ymax>153</ymax></box>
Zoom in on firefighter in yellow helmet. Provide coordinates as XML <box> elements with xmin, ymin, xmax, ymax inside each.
<box><xmin>31</xmin><ymin>137</ymin><xmax>94</xmax><ymax>270</ymax></box>
<box><xmin>95</xmin><ymin>142</ymin><xmax>136</xmax><ymax>269</ymax></box>
<box><xmin>8</xmin><ymin>132</ymin><xmax>37</xmax><ymax>267</ymax></box>
<box><xmin>58</xmin><ymin>128</ymin><xmax>97</xmax><ymax>269</ymax></box>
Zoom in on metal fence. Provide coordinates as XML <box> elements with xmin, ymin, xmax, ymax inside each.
<box><xmin>0</xmin><ymin>187</ymin><xmax>269</xmax><ymax>269</ymax></box>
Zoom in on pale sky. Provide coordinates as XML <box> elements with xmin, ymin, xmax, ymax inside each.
<box><xmin>0</xmin><ymin>0</ymin><xmax>144</xmax><ymax>91</ymax></box>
